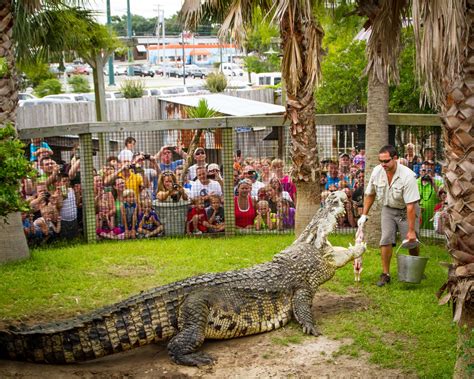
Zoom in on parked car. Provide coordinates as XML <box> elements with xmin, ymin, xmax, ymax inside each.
<box><xmin>185</xmin><ymin>85</ymin><xmax>209</xmax><ymax>94</ymax></box>
<box><xmin>19</xmin><ymin>98</ymin><xmax>75</xmax><ymax>107</ymax></box>
<box><xmin>131</xmin><ymin>65</ymin><xmax>155</xmax><ymax>77</ymax></box>
<box><xmin>168</xmin><ymin>66</ymin><xmax>188</xmax><ymax>78</ymax></box>
<box><xmin>160</xmin><ymin>86</ymin><xmax>187</xmax><ymax>96</ymax></box>
<box><xmin>219</xmin><ymin>63</ymin><xmax>245</xmax><ymax>77</ymax></box>
<box><xmin>114</xmin><ymin>65</ymin><xmax>128</xmax><ymax>76</ymax></box>
<box><xmin>18</xmin><ymin>92</ymin><xmax>37</xmax><ymax>101</ymax></box>
<box><xmin>185</xmin><ymin>65</ymin><xmax>207</xmax><ymax>79</ymax></box>
<box><xmin>143</xmin><ymin>88</ymin><xmax>163</xmax><ymax>97</ymax></box>
<box><xmin>43</xmin><ymin>94</ymin><xmax>88</xmax><ymax>102</ymax></box>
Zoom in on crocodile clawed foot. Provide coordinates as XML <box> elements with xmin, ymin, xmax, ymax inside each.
<box><xmin>302</xmin><ymin>324</ymin><xmax>322</xmax><ymax>337</ymax></box>
<box><xmin>170</xmin><ymin>351</ymin><xmax>215</xmax><ymax>367</ymax></box>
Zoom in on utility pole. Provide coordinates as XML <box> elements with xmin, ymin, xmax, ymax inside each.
<box><xmin>154</xmin><ymin>4</ymin><xmax>160</xmax><ymax>65</ymax></box>
<box><xmin>106</xmin><ymin>0</ymin><xmax>115</xmax><ymax>85</ymax></box>
<box><xmin>181</xmin><ymin>32</ymin><xmax>186</xmax><ymax>85</ymax></box>
<box><xmin>127</xmin><ymin>0</ymin><xmax>133</xmax><ymax>76</ymax></box>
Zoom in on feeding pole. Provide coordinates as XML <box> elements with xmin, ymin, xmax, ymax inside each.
<box><xmin>106</xmin><ymin>0</ymin><xmax>115</xmax><ymax>85</ymax></box>
<box><xmin>127</xmin><ymin>0</ymin><xmax>133</xmax><ymax>76</ymax></box>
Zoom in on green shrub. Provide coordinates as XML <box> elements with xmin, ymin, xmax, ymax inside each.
<box><xmin>20</xmin><ymin>62</ymin><xmax>55</xmax><ymax>87</ymax></box>
<box><xmin>34</xmin><ymin>78</ymin><xmax>63</xmax><ymax>97</ymax></box>
<box><xmin>205</xmin><ymin>72</ymin><xmax>227</xmax><ymax>93</ymax></box>
<box><xmin>68</xmin><ymin>75</ymin><xmax>91</xmax><ymax>93</ymax></box>
<box><xmin>120</xmin><ymin>79</ymin><xmax>144</xmax><ymax>98</ymax></box>
<box><xmin>0</xmin><ymin>124</ymin><xmax>35</xmax><ymax>221</ymax></box>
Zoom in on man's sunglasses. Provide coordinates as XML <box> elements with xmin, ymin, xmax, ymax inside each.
<box><xmin>379</xmin><ymin>158</ymin><xmax>392</xmax><ymax>164</ymax></box>
<box><xmin>195</xmin><ymin>151</ymin><xmax>205</xmax><ymax>155</ymax></box>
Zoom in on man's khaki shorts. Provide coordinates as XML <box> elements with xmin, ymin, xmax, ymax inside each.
<box><xmin>380</xmin><ymin>205</ymin><xmax>420</xmax><ymax>247</ymax></box>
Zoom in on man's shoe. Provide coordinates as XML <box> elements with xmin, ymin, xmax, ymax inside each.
<box><xmin>376</xmin><ymin>273</ymin><xmax>391</xmax><ymax>287</ymax></box>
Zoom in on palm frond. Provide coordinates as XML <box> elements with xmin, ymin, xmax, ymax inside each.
<box><xmin>413</xmin><ymin>0</ymin><xmax>469</xmax><ymax>107</ymax></box>
<box><xmin>363</xmin><ymin>0</ymin><xmax>409</xmax><ymax>84</ymax></box>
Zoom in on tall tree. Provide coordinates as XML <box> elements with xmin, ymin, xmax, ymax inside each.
<box><xmin>181</xmin><ymin>0</ymin><xmax>324</xmax><ymax>235</ymax></box>
<box><xmin>0</xmin><ymin>0</ymin><xmax>91</xmax><ymax>263</ymax></box>
<box><xmin>413</xmin><ymin>1</ymin><xmax>474</xmax><ymax>376</ymax></box>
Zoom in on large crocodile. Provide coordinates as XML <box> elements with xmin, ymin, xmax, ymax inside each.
<box><xmin>0</xmin><ymin>191</ymin><xmax>365</xmax><ymax>366</ymax></box>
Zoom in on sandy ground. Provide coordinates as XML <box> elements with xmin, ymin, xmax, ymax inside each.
<box><xmin>0</xmin><ymin>291</ymin><xmax>415</xmax><ymax>378</ymax></box>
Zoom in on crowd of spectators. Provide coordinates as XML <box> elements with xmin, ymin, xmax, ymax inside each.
<box><xmin>20</xmin><ymin>137</ymin><xmax>447</xmax><ymax>246</ymax></box>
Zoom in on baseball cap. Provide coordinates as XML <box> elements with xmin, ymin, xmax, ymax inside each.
<box><xmin>208</xmin><ymin>163</ymin><xmax>220</xmax><ymax>171</ymax></box>
<box><xmin>195</xmin><ymin>147</ymin><xmax>205</xmax><ymax>154</ymax></box>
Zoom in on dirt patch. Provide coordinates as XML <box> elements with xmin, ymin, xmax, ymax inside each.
<box><xmin>0</xmin><ymin>290</ymin><xmax>413</xmax><ymax>378</ymax></box>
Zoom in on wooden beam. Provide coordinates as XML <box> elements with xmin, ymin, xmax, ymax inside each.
<box><xmin>16</xmin><ymin>113</ymin><xmax>443</xmax><ymax>139</ymax></box>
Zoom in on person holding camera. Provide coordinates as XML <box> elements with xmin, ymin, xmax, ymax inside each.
<box><xmin>156</xmin><ymin>171</ymin><xmax>188</xmax><ymax>202</ymax></box>
<box><xmin>189</xmin><ymin>166</ymin><xmax>222</xmax><ymax>207</ymax></box>
<box><xmin>155</xmin><ymin>144</ymin><xmax>187</xmax><ymax>172</ymax></box>
<box><xmin>358</xmin><ymin>145</ymin><xmax>421</xmax><ymax>287</ymax></box>
<box><xmin>417</xmin><ymin>162</ymin><xmax>443</xmax><ymax>230</ymax></box>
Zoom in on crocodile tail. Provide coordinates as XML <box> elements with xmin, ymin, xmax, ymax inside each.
<box><xmin>0</xmin><ymin>298</ymin><xmax>168</xmax><ymax>363</ymax></box>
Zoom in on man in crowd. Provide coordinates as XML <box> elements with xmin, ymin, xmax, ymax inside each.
<box><xmin>155</xmin><ymin>144</ymin><xmax>188</xmax><ymax>172</ymax></box>
<box><xmin>188</xmin><ymin>147</ymin><xmax>208</xmax><ymax>181</ymax></box>
<box><xmin>189</xmin><ymin>166</ymin><xmax>222</xmax><ymax>206</ymax></box>
<box><xmin>118</xmin><ymin>136</ymin><xmax>136</xmax><ymax>162</ymax></box>
<box><xmin>358</xmin><ymin>145</ymin><xmax>420</xmax><ymax>287</ymax></box>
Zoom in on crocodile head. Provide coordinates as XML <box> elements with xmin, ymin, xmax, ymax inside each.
<box><xmin>296</xmin><ymin>191</ymin><xmax>347</xmax><ymax>249</ymax></box>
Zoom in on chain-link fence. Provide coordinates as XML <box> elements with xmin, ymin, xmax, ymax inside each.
<box><xmin>19</xmin><ymin>115</ymin><xmax>445</xmax><ymax>247</ymax></box>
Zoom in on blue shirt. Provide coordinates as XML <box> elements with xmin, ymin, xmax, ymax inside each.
<box><xmin>159</xmin><ymin>159</ymin><xmax>184</xmax><ymax>173</ymax></box>
<box><xmin>30</xmin><ymin>141</ymin><xmax>52</xmax><ymax>161</ymax></box>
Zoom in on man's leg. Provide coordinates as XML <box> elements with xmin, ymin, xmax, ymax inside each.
<box><xmin>381</xmin><ymin>244</ymin><xmax>393</xmax><ymax>274</ymax></box>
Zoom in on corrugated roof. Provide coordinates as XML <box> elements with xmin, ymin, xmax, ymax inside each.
<box><xmin>160</xmin><ymin>94</ymin><xmax>285</xmax><ymax>116</ymax></box>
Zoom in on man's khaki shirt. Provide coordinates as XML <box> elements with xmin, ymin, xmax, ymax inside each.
<box><xmin>365</xmin><ymin>162</ymin><xmax>420</xmax><ymax>209</ymax></box>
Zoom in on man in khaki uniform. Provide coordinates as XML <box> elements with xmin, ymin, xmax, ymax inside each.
<box><xmin>358</xmin><ymin>145</ymin><xmax>420</xmax><ymax>287</ymax></box>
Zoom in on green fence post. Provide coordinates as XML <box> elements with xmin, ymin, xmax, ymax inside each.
<box><xmin>222</xmin><ymin>127</ymin><xmax>235</xmax><ymax>236</ymax></box>
<box><xmin>79</xmin><ymin>133</ymin><xmax>97</xmax><ymax>243</ymax></box>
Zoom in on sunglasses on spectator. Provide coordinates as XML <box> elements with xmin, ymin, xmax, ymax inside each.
<box><xmin>209</xmin><ymin>169</ymin><xmax>220</xmax><ymax>172</ymax></box>
<box><xmin>195</xmin><ymin>151</ymin><xmax>205</xmax><ymax>155</ymax></box>
<box><xmin>379</xmin><ymin>158</ymin><xmax>392</xmax><ymax>164</ymax></box>
<box><xmin>245</xmin><ymin>170</ymin><xmax>256</xmax><ymax>175</ymax></box>
<box><xmin>162</xmin><ymin>170</ymin><xmax>174</xmax><ymax>176</ymax></box>
<box><xmin>420</xmin><ymin>169</ymin><xmax>432</xmax><ymax>172</ymax></box>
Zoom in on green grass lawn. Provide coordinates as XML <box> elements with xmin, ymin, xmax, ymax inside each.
<box><xmin>0</xmin><ymin>235</ymin><xmax>456</xmax><ymax>377</ymax></box>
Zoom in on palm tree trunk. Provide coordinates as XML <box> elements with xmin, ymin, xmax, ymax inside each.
<box><xmin>364</xmin><ymin>73</ymin><xmax>389</xmax><ymax>246</ymax></box>
<box><xmin>280</xmin><ymin>11</ymin><xmax>321</xmax><ymax>236</ymax></box>
<box><xmin>0</xmin><ymin>212</ymin><xmax>30</xmax><ymax>263</ymax></box>
<box><xmin>180</xmin><ymin>130</ymin><xmax>203</xmax><ymax>184</ymax></box>
<box><xmin>0</xmin><ymin>1</ymin><xmax>18</xmax><ymax>126</ymax></box>
<box><xmin>0</xmin><ymin>2</ymin><xmax>30</xmax><ymax>262</ymax></box>
<box><xmin>441</xmin><ymin>4</ymin><xmax>474</xmax><ymax>374</ymax></box>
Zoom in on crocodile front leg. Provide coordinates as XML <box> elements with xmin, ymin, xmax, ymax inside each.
<box><xmin>292</xmin><ymin>287</ymin><xmax>321</xmax><ymax>336</ymax></box>
<box><xmin>167</xmin><ymin>294</ymin><xmax>214</xmax><ymax>366</ymax></box>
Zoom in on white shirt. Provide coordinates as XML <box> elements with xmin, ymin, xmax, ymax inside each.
<box><xmin>118</xmin><ymin>148</ymin><xmax>133</xmax><ymax>162</ymax></box>
<box><xmin>365</xmin><ymin>163</ymin><xmax>420</xmax><ymax>209</ymax></box>
<box><xmin>251</xmin><ymin>180</ymin><xmax>265</xmax><ymax>199</ymax></box>
<box><xmin>189</xmin><ymin>179</ymin><xmax>222</xmax><ymax>199</ymax></box>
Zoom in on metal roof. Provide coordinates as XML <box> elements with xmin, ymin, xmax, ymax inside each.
<box><xmin>160</xmin><ymin>94</ymin><xmax>285</xmax><ymax>116</ymax></box>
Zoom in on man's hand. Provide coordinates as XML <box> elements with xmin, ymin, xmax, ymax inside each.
<box><xmin>357</xmin><ymin>215</ymin><xmax>368</xmax><ymax>227</ymax></box>
<box><xmin>406</xmin><ymin>230</ymin><xmax>417</xmax><ymax>242</ymax></box>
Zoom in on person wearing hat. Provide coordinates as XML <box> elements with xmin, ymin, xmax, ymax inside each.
<box><xmin>207</xmin><ymin>163</ymin><xmax>224</xmax><ymax>190</ymax></box>
<box><xmin>188</xmin><ymin>147</ymin><xmax>208</xmax><ymax>181</ymax></box>
<box><xmin>154</xmin><ymin>144</ymin><xmax>188</xmax><ymax>172</ymax></box>
<box><xmin>338</xmin><ymin>153</ymin><xmax>351</xmax><ymax>176</ymax></box>
<box><xmin>358</xmin><ymin>145</ymin><xmax>421</xmax><ymax>287</ymax></box>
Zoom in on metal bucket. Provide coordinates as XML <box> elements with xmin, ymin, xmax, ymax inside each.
<box><xmin>397</xmin><ymin>254</ymin><xmax>428</xmax><ymax>284</ymax></box>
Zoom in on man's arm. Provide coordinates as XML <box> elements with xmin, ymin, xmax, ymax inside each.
<box><xmin>361</xmin><ymin>193</ymin><xmax>376</xmax><ymax>216</ymax></box>
<box><xmin>406</xmin><ymin>201</ymin><xmax>417</xmax><ymax>242</ymax></box>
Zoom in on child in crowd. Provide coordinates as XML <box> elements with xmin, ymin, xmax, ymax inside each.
<box><xmin>279</xmin><ymin>199</ymin><xmax>296</xmax><ymax>229</ymax></box>
<box><xmin>206</xmin><ymin>195</ymin><xmax>225</xmax><ymax>233</ymax></box>
<box><xmin>187</xmin><ymin>197</ymin><xmax>211</xmax><ymax>235</ymax></box>
<box><xmin>33</xmin><ymin>204</ymin><xmax>61</xmax><ymax>243</ymax></box>
<box><xmin>121</xmin><ymin>189</ymin><xmax>138</xmax><ymax>239</ymax></box>
<box><xmin>254</xmin><ymin>200</ymin><xmax>277</xmax><ymax>231</ymax></box>
<box><xmin>137</xmin><ymin>200</ymin><xmax>164</xmax><ymax>238</ymax></box>
<box><xmin>96</xmin><ymin>201</ymin><xmax>118</xmax><ymax>239</ymax></box>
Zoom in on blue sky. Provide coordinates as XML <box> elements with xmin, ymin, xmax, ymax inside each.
<box><xmin>90</xmin><ymin>1</ymin><xmax>182</xmax><ymax>23</ymax></box>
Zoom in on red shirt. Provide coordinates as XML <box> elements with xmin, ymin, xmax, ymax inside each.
<box><xmin>234</xmin><ymin>195</ymin><xmax>256</xmax><ymax>228</ymax></box>
<box><xmin>187</xmin><ymin>207</ymin><xmax>208</xmax><ymax>232</ymax></box>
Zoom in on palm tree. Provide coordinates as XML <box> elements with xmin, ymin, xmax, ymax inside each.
<box><xmin>359</xmin><ymin>0</ymin><xmax>473</xmax><ymax>374</ymax></box>
<box><xmin>0</xmin><ymin>0</ymin><xmax>89</xmax><ymax>263</ymax></box>
<box><xmin>181</xmin><ymin>0</ymin><xmax>324</xmax><ymax>235</ymax></box>
<box><xmin>353</xmin><ymin>1</ymin><xmax>408</xmax><ymax>245</ymax></box>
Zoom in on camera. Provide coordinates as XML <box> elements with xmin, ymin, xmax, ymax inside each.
<box><xmin>207</xmin><ymin>174</ymin><xmax>216</xmax><ymax>179</ymax></box>
<box><xmin>143</xmin><ymin>154</ymin><xmax>151</xmax><ymax>160</ymax></box>
<box><xmin>173</xmin><ymin>184</ymin><xmax>179</xmax><ymax>190</ymax></box>
<box><xmin>43</xmin><ymin>192</ymin><xmax>51</xmax><ymax>200</ymax></box>
<box><xmin>129</xmin><ymin>164</ymin><xmax>136</xmax><ymax>170</ymax></box>
<box><xmin>421</xmin><ymin>174</ymin><xmax>432</xmax><ymax>182</ymax></box>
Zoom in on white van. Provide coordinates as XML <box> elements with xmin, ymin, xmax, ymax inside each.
<box><xmin>219</xmin><ymin>63</ymin><xmax>244</xmax><ymax>77</ymax></box>
<box><xmin>250</xmin><ymin>72</ymin><xmax>282</xmax><ymax>86</ymax></box>
<box><xmin>43</xmin><ymin>94</ymin><xmax>88</xmax><ymax>102</ymax></box>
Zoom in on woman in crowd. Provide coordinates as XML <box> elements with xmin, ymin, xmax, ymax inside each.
<box><xmin>234</xmin><ymin>179</ymin><xmax>256</xmax><ymax>229</ymax></box>
<box><xmin>269</xmin><ymin>177</ymin><xmax>293</xmax><ymax>204</ymax></box>
<box><xmin>404</xmin><ymin>143</ymin><xmax>420</xmax><ymax>171</ymax></box>
<box><xmin>259</xmin><ymin>158</ymin><xmax>272</xmax><ymax>185</ymax></box>
<box><xmin>156</xmin><ymin>171</ymin><xmax>188</xmax><ymax>202</ymax></box>
<box><xmin>270</xmin><ymin>159</ymin><xmax>297</xmax><ymax>203</ymax></box>
<box><xmin>94</xmin><ymin>174</ymin><xmax>114</xmax><ymax>218</ymax></box>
